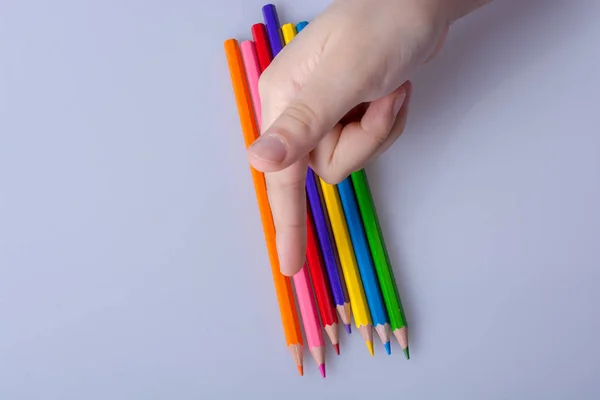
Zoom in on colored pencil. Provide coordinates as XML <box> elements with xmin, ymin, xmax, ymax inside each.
<box><xmin>292</xmin><ymin>265</ymin><xmax>326</xmax><ymax>377</ymax></box>
<box><xmin>296</xmin><ymin>21</ymin><xmax>308</xmax><ymax>33</ymax></box>
<box><xmin>352</xmin><ymin>169</ymin><xmax>410</xmax><ymax>359</ymax></box>
<box><xmin>305</xmin><ymin>208</ymin><xmax>340</xmax><ymax>354</ymax></box>
<box><xmin>240</xmin><ymin>41</ymin><xmax>262</xmax><ymax>126</ymax></box>
<box><xmin>320</xmin><ymin>180</ymin><xmax>374</xmax><ymax>356</ymax></box>
<box><xmin>306</xmin><ymin>169</ymin><xmax>352</xmax><ymax>333</ymax></box>
<box><xmin>295</xmin><ymin>19</ymin><xmax>353</xmax><ymax>335</ymax></box>
<box><xmin>251</xmin><ymin>23</ymin><xmax>271</xmax><ymax>74</ymax></box>
<box><xmin>277</xmin><ymin>23</ymin><xmax>341</xmax><ymax>353</ymax></box>
<box><xmin>338</xmin><ymin>178</ymin><xmax>391</xmax><ymax>354</ymax></box>
<box><xmin>224</xmin><ymin>38</ymin><xmax>304</xmax><ymax>375</ymax></box>
<box><xmin>281</xmin><ymin>22</ymin><xmax>296</xmax><ymax>44</ymax></box>
<box><xmin>262</xmin><ymin>4</ymin><xmax>283</xmax><ymax>57</ymax></box>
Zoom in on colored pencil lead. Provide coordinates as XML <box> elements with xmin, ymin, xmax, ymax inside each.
<box><xmin>358</xmin><ymin>325</ymin><xmax>374</xmax><ymax>356</ymax></box>
<box><xmin>344</xmin><ymin>324</ymin><xmax>352</xmax><ymax>334</ymax></box>
<box><xmin>366</xmin><ymin>340</ymin><xmax>374</xmax><ymax>357</ymax></box>
<box><xmin>403</xmin><ymin>347</ymin><xmax>410</xmax><ymax>360</ymax></box>
<box><xmin>297</xmin><ymin>365</ymin><xmax>304</xmax><ymax>376</ymax></box>
<box><xmin>393</xmin><ymin>326</ymin><xmax>409</xmax><ymax>357</ymax></box>
<box><xmin>384</xmin><ymin>342</ymin><xmax>391</xmax><ymax>355</ymax></box>
<box><xmin>333</xmin><ymin>343</ymin><xmax>340</xmax><ymax>355</ymax></box>
<box><xmin>336</xmin><ymin>304</ymin><xmax>352</xmax><ymax>330</ymax></box>
<box><xmin>319</xmin><ymin>364</ymin><xmax>326</xmax><ymax>378</ymax></box>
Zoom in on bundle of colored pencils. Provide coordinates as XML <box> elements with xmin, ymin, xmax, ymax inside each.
<box><xmin>224</xmin><ymin>3</ymin><xmax>409</xmax><ymax>378</ymax></box>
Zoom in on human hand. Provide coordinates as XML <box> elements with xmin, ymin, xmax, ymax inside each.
<box><xmin>248</xmin><ymin>0</ymin><xmax>489</xmax><ymax>276</ymax></box>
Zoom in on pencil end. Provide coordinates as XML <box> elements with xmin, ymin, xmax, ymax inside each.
<box><xmin>324</xmin><ymin>324</ymin><xmax>339</xmax><ymax>354</ymax></box>
<box><xmin>333</xmin><ymin>343</ymin><xmax>340</xmax><ymax>355</ymax></box>
<box><xmin>344</xmin><ymin>324</ymin><xmax>352</xmax><ymax>334</ymax></box>
<box><xmin>384</xmin><ymin>342</ymin><xmax>391</xmax><ymax>355</ymax></box>
<box><xmin>296</xmin><ymin>21</ymin><xmax>308</xmax><ymax>32</ymax></box>
<box><xmin>297</xmin><ymin>365</ymin><xmax>304</xmax><ymax>376</ymax></box>
<box><xmin>318</xmin><ymin>363</ymin><xmax>326</xmax><ymax>378</ymax></box>
<box><xmin>403</xmin><ymin>347</ymin><xmax>410</xmax><ymax>360</ymax></box>
<box><xmin>366</xmin><ymin>340</ymin><xmax>374</xmax><ymax>357</ymax></box>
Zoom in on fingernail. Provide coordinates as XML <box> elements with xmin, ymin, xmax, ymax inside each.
<box><xmin>248</xmin><ymin>134</ymin><xmax>287</xmax><ymax>164</ymax></box>
<box><xmin>392</xmin><ymin>89</ymin><xmax>407</xmax><ymax>117</ymax></box>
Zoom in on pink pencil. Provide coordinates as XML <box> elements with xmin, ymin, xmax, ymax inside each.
<box><xmin>240</xmin><ymin>40</ymin><xmax>326</xmax><ymax>378</ymax></box>
<box><xmin>293</xmin><ymin>265</ymin><xmax>326</xmax><ymax>377</ymax></box>
<box><xmin>240</xmin><ymin>41</ymin><xmax>262</xmax><ymax>127</ymax></box>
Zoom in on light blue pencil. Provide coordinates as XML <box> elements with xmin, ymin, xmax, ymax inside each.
<box><xmin>338</xmin><ymin>177</ymin><xmax>391</xmax><ymax>354</ymax></box>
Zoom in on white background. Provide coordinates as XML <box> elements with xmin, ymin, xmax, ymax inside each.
<box><xmin>1</xmin><ymin>0</ymin><xmax>599</xmax><ymax>398</ymax></box>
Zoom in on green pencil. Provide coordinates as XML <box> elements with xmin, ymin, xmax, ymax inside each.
<box><xmin>351</xmin><ymin>169</ymin><xmax>410</xmax><ymax>359</ymax></box>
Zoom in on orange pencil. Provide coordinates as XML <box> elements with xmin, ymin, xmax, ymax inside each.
<box><xmin>224</xmin><ymin>38</ymin><xmax>304</xmax><ymax>376</ymax></box>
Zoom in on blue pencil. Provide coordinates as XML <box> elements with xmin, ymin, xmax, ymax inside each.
<box><xmin>338</xmin><ymin>177</ymin><xmax>391</xmax><ymax>354</ymax></box>
<box><xmin>262</xmin><ymin>4</ymin><xmax>283</xmax><ymax>57</ymax></box>
<box><xmin>296</xmin><ymin>21</ymin><xmax>308</xmax><ymax>33</ymax></box>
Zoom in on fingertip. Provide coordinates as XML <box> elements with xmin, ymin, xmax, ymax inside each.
<box><xmin>392</xmin><ymin>87</ymin><xmax>408</xmax><ymax>117</ymax></box>
<box><xmin>276</xmin><ymin>228</ymin><xmax>307</xmax><ymax>277</ymax></box>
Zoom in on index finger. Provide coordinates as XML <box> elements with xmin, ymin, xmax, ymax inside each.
<box><xmin>266</xmin><ymin>160</ymin><xmax>309</xmax><ymax>276</ymax></box>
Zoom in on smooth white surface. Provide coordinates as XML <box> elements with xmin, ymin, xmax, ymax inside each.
<box><xmin>1</xmin><ymin>0</ymin><xmax>599</xmax><ymax>398</ymax></box>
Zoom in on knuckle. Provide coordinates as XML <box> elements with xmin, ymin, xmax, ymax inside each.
<box><xmin>283</xmin><ymin>101</ymin><xmax>319</xmax><ymax>135</ymax></box>
<box><xmin>372</xmin><ymin>125</ymin><xmax>392</xmax><ymax>147</ymax></box>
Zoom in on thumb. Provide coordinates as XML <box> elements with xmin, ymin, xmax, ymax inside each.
<box><xmin>247</xmin><ymin>58</ymin><xmax>361</xmax><ymax>173</ymax></box>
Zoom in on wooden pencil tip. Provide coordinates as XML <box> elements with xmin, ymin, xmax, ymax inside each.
<box><xmin>344</xmin><ymin>324</ymin><xmax>351</xmax><ymax>334</ymax></box>
<box><xmin>366</xmin><ymin>340</ymin><xmax>374</xmax><ymax>357</ymax></box>
<box><xmin>333</xmin><ymin>343</ymin><xmax>340</xmax><ymax>355</ymax></box>
<box><xmin>403</xmin><ymin>347</ymin><xmax>410</xmax><ymax>360</ymax></box>
<box><xmin>297</xmin><ymin>365</ymin><xmax>304</xmax><ymax>376</ymax></box>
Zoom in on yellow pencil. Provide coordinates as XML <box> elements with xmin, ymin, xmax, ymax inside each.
<box><xmin>281</xmin><ymin>22</ymin><xmax>296</xmax><ymax>45</ymax></box>
<box><xmin>319</xmin><ymin>179</ymin><xmax>374</xmax><ymax>356</ymax></box>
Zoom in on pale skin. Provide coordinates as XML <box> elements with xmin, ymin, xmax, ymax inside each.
<box><xmin>248</xmin><ymin>0</ymin><xmax>493</xmax><ymax>276</ymax></box>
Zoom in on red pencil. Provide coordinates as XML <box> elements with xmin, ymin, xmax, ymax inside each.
<box><xmin>251</xmin><ymin>23</ymin><xmax>272</xmax><ymax>73</ymax></box>
<box><xmin>306</xmin><ymin>205</ymin><xmax>340</xmax><ymax>353</ymax></box>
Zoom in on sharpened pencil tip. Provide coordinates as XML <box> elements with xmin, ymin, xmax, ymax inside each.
<box><xmin>319</xmin><ymin>364</ymin><xmax>326</xmax><ymax>378</ymax></box>
<box><xmin>333</xmin><ymin>343</ymin><xmax>340</xmax><ymax>355</ymax></box>
<box><xmin>384</xmin><ymin>342</ymin><xmax>391</xmax><ymax>355</ymax></box>
<box><xmin>403</xmin><ymin>347</ymin><xmax>410</xmax><ymax>360</ymax></box>
<box><xmin>344</xmin><ymin>324</ymin><xmax>351</xmax><ymax>334</ymax></box>
<box><xmin>297</xmin><ymin>365</ymin><xmax>304</xmax><ymax>376</ymax></box>
<box><xmin>366</xmin><ymin>340</ymin><xmax>374</xmax><ymax>356</ymax></box>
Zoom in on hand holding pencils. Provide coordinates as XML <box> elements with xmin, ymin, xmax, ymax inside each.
<box><xmin>224</xmin><ymin>3</ymin><xmax>412</xmax><ymax>377</ymax></box>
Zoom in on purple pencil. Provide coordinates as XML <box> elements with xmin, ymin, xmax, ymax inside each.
<box><xmin>261</xmin><ymin>4</ymin><xmax>353</xmax><ymax>333</ymax></box>
<box><xmin>262</xmin><ymin>4</ymin><xmax>283</xmax><ymax>57</ymax></box>
<box><xmin>306</xmin><ymin>169</ymin><xmax>353</xmax><ymax>333</ymax></box>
